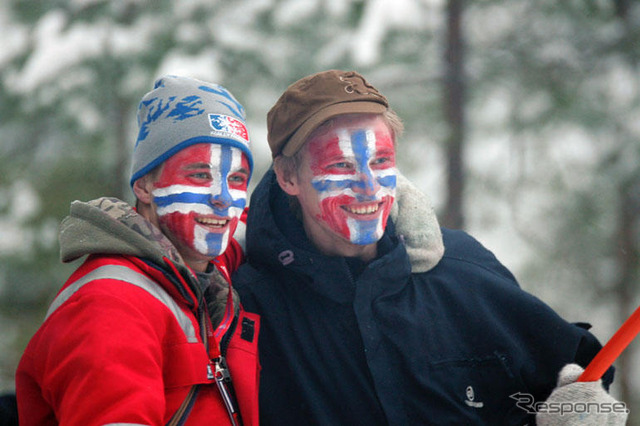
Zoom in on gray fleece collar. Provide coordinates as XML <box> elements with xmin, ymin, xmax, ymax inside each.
<box><xmin>390</xmin><ymin>173</ymin><xmax>444</xmax><ymax>273</ymax></box>
<box><xmin>59</xmin><ymin>197</ymin><xmax>184</xmax><ymax>265</ymax></box>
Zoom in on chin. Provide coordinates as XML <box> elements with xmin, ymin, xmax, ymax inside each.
<box><xmin>350</xmin><ymin>234</ymin><xmax>383</xmax><ymax>246</ymax></box>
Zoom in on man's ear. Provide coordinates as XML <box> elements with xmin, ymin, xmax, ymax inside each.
<box><xmin>274</xmin><ymin>166</ymin><xmax>300</xmax><ymax>196</ymax></box>
<box><xmin>132</xmin><ymin>174</ymin><xmax>155</xmax><ymax>205</ymax></box>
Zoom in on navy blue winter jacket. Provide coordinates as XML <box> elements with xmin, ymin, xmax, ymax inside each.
<box><xmin>234</xmin><ymin>169</ymin><xmax>610</xmax><ymax>425</ymax></box>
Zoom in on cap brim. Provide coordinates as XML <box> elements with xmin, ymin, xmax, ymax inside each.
<box><xmin>281</xmin><ymin>101</ymin><xmax>387</xmax><ymax>157</ymax></box>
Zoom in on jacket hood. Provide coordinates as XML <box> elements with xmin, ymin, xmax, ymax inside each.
<box><xmin>59</xmin><ymin>197</ymin><xmax>239</xmax><ymax>327</ymax></box>
<box><xmin>245</xmin><ymin>169</ymin><xmax>444</xmax><ymax>274</ymax></box>
<box><xmin>59</xmin><ymin>197</ymin><xmax>185</xmax><ymax>268</ymax></box>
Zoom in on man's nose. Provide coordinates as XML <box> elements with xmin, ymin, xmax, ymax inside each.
<box><xmin>210</xmin><ymin>188</ymin><xmax>232</xmax><ymax>210</ymax></box>
<box><xmin>352</xmin><ymin>169</ymin><xmax>380</xmax><ymax>197</ymax></box>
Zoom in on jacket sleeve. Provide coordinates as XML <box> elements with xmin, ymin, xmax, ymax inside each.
<box><xmin>440</xmin><ymin>228</ymin><xmax>613</xmax><ymax>401</ymax></box>
<box><xmin>572</xmin><ymin>322</ymin><xmax>615</xmax><ymax>388</ymax></box>
<box><xmin>17</xmin><ymin>282</ymin><xmax>186</xmax><ymax>426</ymax></box>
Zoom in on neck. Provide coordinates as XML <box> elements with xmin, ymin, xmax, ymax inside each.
<box><xmin>185</xmin><ymin>258</ymin><xmax>211</xmax><ymax>273</ymax></box>
<box><xmin>302</xmin><ymin>215</ymin><xmax>378</xmax><ymax>262</ymax></box>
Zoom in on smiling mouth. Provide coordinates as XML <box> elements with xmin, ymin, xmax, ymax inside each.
<box><xmin>196</xmin><ymin>217</ymin><xmax>229</xmax><ymax>229</ymax></box>
<box><xmin>342</xmin><ymin>202</ymin><xmax>383</xmax><ymax>216</ymax></box>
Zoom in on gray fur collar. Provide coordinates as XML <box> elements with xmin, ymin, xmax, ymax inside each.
<box><xmin>390</xmin><ymin>173</ymin><xmax>444</xmax><ymax>273</ymax></box>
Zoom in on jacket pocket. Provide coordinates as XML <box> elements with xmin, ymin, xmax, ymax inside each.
<box><xmin>423</xmin><ymin>352</ymin><xmax>532</xmax><ymax>425</ymax></box>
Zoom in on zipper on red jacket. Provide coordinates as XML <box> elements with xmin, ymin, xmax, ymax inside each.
<box><xmin>165</xmin><ymin>257</ymin><xmax>243</xmax><ymax>426</ymax></box>
<box><xmin>211</xmin><ymin>260</ymin><xmax>243</xmax><ymax>426</ymax></box>
<box><xmin>213</xmin><ymin>355</ymin><xmax>242</xmax><ymax>426</ymax></box>
<box><xmin>213</xmin><ymin>262</ymin><xmax>239</xmax><ymax>356</ymax></box>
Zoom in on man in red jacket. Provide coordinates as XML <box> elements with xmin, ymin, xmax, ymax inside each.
<box><xmin>16</xmin><ymin>75</ymin><xmax>259</xmax><ymax>426</ymax></box>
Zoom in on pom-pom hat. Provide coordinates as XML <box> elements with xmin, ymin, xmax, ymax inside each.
<box><xmin>130</xmin><ymin>75</ymin><xmax>253</xmax><ymax>186</ymax></box>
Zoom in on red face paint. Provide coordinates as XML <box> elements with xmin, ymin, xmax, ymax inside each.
<box><xmin>299</xmin><ymin>115</ymin><xmax>397</xmax><ymax>245</ymax></box>
<box><xmin>151</xmin><ymin>143</ymin><xmax>249</xmax><ymax>260</ymax></box>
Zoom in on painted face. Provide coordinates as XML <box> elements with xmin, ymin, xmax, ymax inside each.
<box><xmin>151</xmin><ymin>143</ymin><xmax>249</xmax><ymax>260</ymax></box>
<box><xmin>299</xmin><ymin>114</ymin><xmax>397</xmax><ymax>245</ymax></box>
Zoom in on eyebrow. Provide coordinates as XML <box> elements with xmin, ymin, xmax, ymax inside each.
<box><xmin>183</xmin><ymin>163</ymin><xmax>211</xmax><ymax>170</ymax></box>
<box><xmin>323</xmin><ymin>153</ymin><xmax>355</xmax><ymax>161</ymax></box>
<box><xmin>375</xmin><ymin>147</ymin><xmax>395</xmax><ymax>155</ymax></box>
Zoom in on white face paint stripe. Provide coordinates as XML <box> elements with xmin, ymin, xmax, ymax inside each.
<box><xmin>364</xmin><ymin>128</ymin><xmax>396</xmax><ymax>202</ymax></box>
<box><xmin>153</xmin><ymin>185</ymin><xmax>213</xmax><ymax>197</ymax></box>
<box><xmin>230</xmin><ymin>145</ymin><xmax>242</xmax><ymax>174</ymax></box>
<box><xmin>376</xmin><ymin>167</ymin><xmax>397</xmax><ymax>179</ymax></box>
<box><xmin>312</xmin><ymin>172</ymin><xmax>397</xmax><ymax>203</ymax></box>
<box><xmin>314</xmin><ymin>129</ymin><xmax>355</xmax><ymax>203</ymax></box>
<box><xmin>311</xmin><ymin>171</ymin><xmax>394</xmax><ymax>186</ymax></box>
<box><xmin>193</xmin><ymin>224</ymin><xmax>231</xmax><ymax>255</ymax></box>
<box><xmin>209</xmin><ymin>144</ymin><xmax>224</xmax><ymax>197</ymax></box>
<box><xmin>228</xmin><ymin>188</ymin><xmax>246</xmax><ymax>201</ymax></box>
<box><xmin>365</xmin><ymin>128</ymin><xmax>377</xmax><ymax>159</ymax></box>
<box><xmin>345</xmin><ymin>215</ymin><xmax>384</xmax><ymax>244</ymax></box>
<box><xmin>337</xmin><ymin>128</ymin><xmax>355</xmax><ymax>160</ymax></box>
<box><xmin>209</xmin><ymin>144</ymin><xmax>246</xmax><ymax>215</ymax></box>
<box><xmin>153</xmin><ymin>145</ymin><xmax>247</xmax><ymax>218</ymax></box>
<box><xmin>157</xmin><ymin>203</ymin><xmax>213</xmax><ymax>216</ymax></box>
<box><xmin>312</xmin><ymin>175</ymin><xmax>395</xmax><ymax>202</ymax></box>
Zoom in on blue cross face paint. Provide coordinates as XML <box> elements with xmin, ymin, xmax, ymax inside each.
<box><xmin>151</xmin><ymin>143</ymin><xmax>249</xmax><ymax>259</ymax></box>
<box><xmin>302</xmin><ymin>114</ymin><xmax>397</xmax><ymax>245</ymax></box>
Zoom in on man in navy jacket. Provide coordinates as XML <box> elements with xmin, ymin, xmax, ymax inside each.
<box><xmin>234</xmin><ymin>70</ymin><xmax>627</xmax><ymax>425</ymax></box>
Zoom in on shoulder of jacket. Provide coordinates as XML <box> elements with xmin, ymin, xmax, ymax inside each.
<box><xmin>431</xmin><ymin>229</ymin><xmax>520</xmax><ymax>286</ymax></box>
<box><xmin>55</xmin><ymin>254</ymin><xmax>186</xmax><ymax>313</ymax></box>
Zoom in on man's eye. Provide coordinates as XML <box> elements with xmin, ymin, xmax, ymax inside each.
<box><xmin>330</xmin><ymin>162</ymin><xmax>352</xmax><ymax>169</ymax></box>
<box><xmin>228</xmin><ymin>174</ymin><xmax>247</xmax><ymax>185</ymax></box>
<box><xmin>371</xmin><ymin>157</ymin><xmax>393</xmax><ymax>166</ymax></box>
<box><xmin>189</xmin><ymin>172</ymin><xmax>211</xmax><ymax>179</ymax></box>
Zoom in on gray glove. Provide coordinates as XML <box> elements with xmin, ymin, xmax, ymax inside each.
<box><xmin>536</xmin><ymin>363</ymin><xmax>628</xmax><ymax>425</ymax></box>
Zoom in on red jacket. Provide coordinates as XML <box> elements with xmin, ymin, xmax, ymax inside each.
<box><xmin>16</xmin><ymin>252</ymin><xmax>259</xmax><ymax>426</ymax></box>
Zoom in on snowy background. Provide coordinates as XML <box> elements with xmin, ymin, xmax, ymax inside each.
<box><xmin>0</xmin><ymin>0</ymin><xmax>639</xmax><ymax>422</ymax></box>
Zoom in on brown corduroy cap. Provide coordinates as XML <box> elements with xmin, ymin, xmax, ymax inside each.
<box><xmin>267</xmin><ymin>70</ymin><xmax>389</xmax><ymax>158</ymax></box>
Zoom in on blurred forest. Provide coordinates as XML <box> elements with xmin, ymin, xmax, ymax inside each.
<box><xmin>0</xmin><ymin>0</ymin><xmax>638</xmax><ymax>422</ymax></box>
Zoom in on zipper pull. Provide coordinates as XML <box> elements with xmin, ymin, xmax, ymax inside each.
<box><xmin>213</xmin><ymin>356</ymin><xmax>242</xmax><ymax>426</ymax></box>
<box><xmin>207</xmin><ymin>361</ymin><xmax>215</xmax><ymax>380</ymax></box>
<box><xmin>215</xmin><ymin>357</ymin><xmax>231</xmax><ymax>382</ymax></box>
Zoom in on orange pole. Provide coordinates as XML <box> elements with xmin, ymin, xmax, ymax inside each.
<box><xmin>578</xmin><ymin>305</ymin><xmax>640</xmax><ymax>382</ymax></box>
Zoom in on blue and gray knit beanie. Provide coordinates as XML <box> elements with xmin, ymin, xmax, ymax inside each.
<box><xmin>130</xmin><ymin>75</ymin><xmax>253</xmax><ymax>186</ymax></box>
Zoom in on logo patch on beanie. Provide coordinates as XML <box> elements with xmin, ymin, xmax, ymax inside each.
<box><xmin>209</xmin><ymin>114</ymin><xmax>249</xmax><ymax>147</ymax></box>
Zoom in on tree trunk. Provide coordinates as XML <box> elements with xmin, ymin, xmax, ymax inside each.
<box><xmin>610</xmin><ymin>4</ymin><xmax>639</xmax><ymax>418</ymax></box>
<box><xmin>443</xmin><ymin>0</ymin><xmax>466</xmax><ymax>229</ymax></box>
<box><xmin>114</xmin><ymin>96</ymin><xmax>130</xmax><ymax>200</ymax></box>
<box><xmin>613</xmin><ymin>179</ymin><xmax>640</xmax><ymax>413</ymax></box>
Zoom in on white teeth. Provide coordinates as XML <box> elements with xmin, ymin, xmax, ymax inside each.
<box><xmin>348</xmin><ymin>205</ymin><xmax>379</xmax><ymax>215</ymax></box>
<box><xmin>197</xmin><ymin>218</ymin><xmax>228</xmax><ymax>227</ymax></box>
